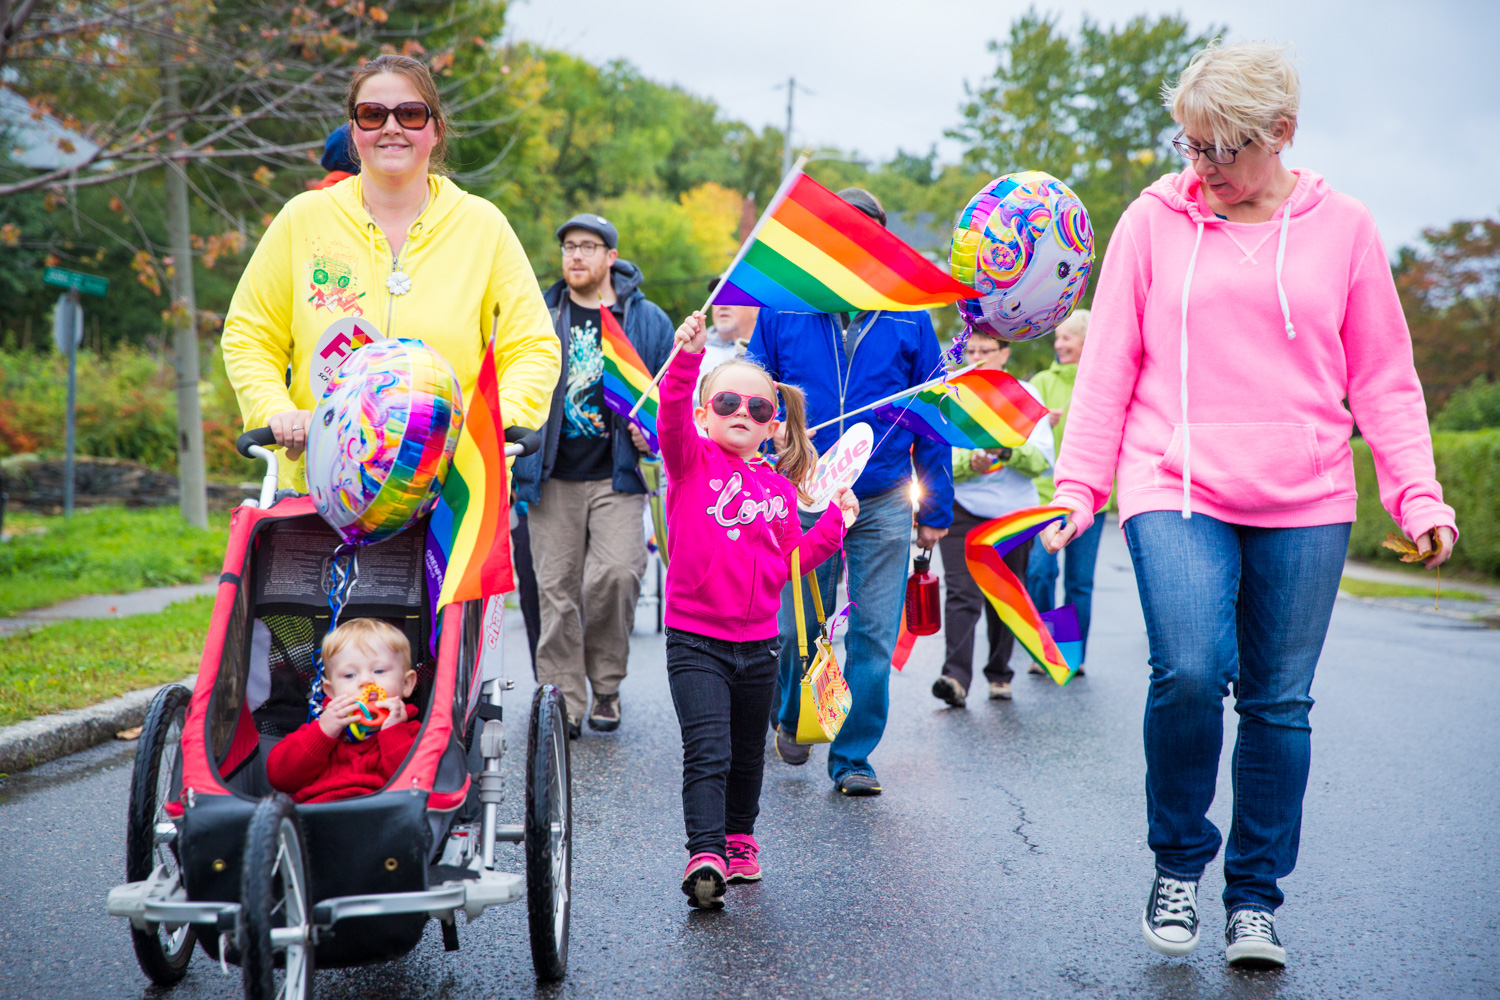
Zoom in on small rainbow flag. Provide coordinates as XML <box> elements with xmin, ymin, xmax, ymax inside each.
<box><xmin>599</xmin><ymin>307</ymin><xmax>659</xmax><ymax>451</ymax></box>
<box><xmin>964</xmin><ymin>506</ymin><xmax>1082</xmax><ymax>685</ymax></box>
<box><xmin>428</xmin><ymin>330</ymin><xmax>512</xmax><ymax>615</ymax></box>
<box><xmin>875</xmin><ymin>368</ymin><xmax>1047</xmax><ymax>450</ymax></box>
<box><xmin>714</xmin><ymin>169</ymin><xmax>979</xmax><ymax>312</ymax></box>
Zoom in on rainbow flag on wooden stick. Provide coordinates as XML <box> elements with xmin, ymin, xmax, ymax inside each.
<box><xmin>599</xmin><ymin>307</ymin><xmax>660</xmax><ymax>451</ymax></box>
<box><xmin>428</xmin><ymin>330</ymin><xmax>512</xmax><ymax>616</ymax></box>
<box><xmin>714</xmin><ymin>165</ymin><xmax>979</xmax><ymax>313</ymax></box>
<box><xmin>876</xmin><ymin>368</ymin><xmax>1047</xmax><ymax>450</ymax></box>
<box><xmin>964</xmin><ymin>506</ymin><xmax>1083</xmax><ymax>685</ymax></box>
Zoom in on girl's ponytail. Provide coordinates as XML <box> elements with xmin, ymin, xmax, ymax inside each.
<box><xmin>774</xmin><ymin>381</ymin><xmax>818</xmax><ymax>504</ymax></box>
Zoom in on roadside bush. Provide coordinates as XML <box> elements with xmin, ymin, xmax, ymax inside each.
<box><xmin>0</xmin><ymin>344</ymin><xmax>244</xmax><ymax>477</ymax></box>
<box><xmin>1349</xmin><ymin>430</ymin><xmax>1500</xmax><ymax>577</ymax></box>
<box><xmin>1433</xmin><ymin>377</ymin><xmax>1500</xmax><ymax>431</ymax></box>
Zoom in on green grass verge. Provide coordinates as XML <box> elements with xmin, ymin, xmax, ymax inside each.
<box><xmin>0</xmin><ymin>596</ymin><xmax>212</xmax><ymax>726</ymax></box>
<box><xmin>1339</xmin><ymin>575</ymin><xmax>1485</xmax><ymax>602</ymax></box>
<box><xmin>0</xmin><ymin>506</ymin><xmax>229</xmax><ymax>618</ymax></box>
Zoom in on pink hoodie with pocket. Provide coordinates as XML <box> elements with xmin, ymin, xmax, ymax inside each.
<box><xmin>1053</xmin><ymin>169</ymin><xmax>1456</xmax><ymax>541</ymax></box>
<box><xmin>659</xmin><ymin>348</ymin><xmax>845</xmax><ymax>643</ymax></box>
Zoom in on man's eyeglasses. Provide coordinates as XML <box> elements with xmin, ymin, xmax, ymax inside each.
<box><xmin>560</xmin><ymin>241</ymin><xmax>607</xmax><ymax>258</ymax></box>
<box><xmin>1172</xmin><ymin>131</ymin><xmax>1250</xmax><ymax>166</ymax></box>
<box><xmin>352</xmin><ymin>101</ymin><xmax>432</xmax><ymax>131</ymax></box>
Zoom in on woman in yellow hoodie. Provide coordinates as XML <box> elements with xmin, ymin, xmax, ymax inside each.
<box><xmin>222</xmin><ymin>55</ymin><xmax>559</xmax><ymax>490</ymax></box>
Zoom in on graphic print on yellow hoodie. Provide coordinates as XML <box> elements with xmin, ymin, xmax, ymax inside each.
<box><xmin>222</xmin><ymin>174</ymin><xmax>560</xmax><ymax>489</ymax></box>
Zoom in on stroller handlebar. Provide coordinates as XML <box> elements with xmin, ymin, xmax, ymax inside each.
<box><xmin>503</xmin><ymin>426</ymin><xmax>542</xmax><ymax>459</ymax></box>
<box><xmin>237</xmin><ymin>427</ymin><xmax>278</xmax><ymax>458</ymax></box>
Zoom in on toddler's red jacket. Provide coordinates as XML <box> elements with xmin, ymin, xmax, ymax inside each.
<box><xmin>266</xmin><ymin>710</ymin><xmax>421</xmax><ymax>804</ymax></box>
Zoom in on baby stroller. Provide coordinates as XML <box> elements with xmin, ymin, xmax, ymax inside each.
<box><xmin>106</xmin><ymin>426</ymin><xmax>572</xmax><ymax>997</ymax></box>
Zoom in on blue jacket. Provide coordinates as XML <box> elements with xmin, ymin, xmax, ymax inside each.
<box><xmin>513</xmin><ymin>259</ymin><xmax>674</xmax><ymax>502</ymax></box>
<box><xmin>746</xmin><ymin>308</ymin><xmax>954</xmax><ymax>529</ymax></box>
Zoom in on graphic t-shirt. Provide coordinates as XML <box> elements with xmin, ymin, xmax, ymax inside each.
<box><xmin>553</xmin><ymin>303</ymin><xmax>614</xmax><ymax>481</ymax></box>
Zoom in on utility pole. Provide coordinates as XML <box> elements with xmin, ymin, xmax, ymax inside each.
<box><xmin>162</xmin><ymin>61</ymin><xmax>208</xmax><ymax>528</ymax></box>
<box><xmin>781</xmin><ymin>75</ymin><xmax>795</xmax><ymax>181</ymax></box>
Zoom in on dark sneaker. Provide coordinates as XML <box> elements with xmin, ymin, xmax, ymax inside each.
<box><xmin>681</xmin><ymin>853</ymin><xmax>727</xmax><ymax>909</ymax></box>
<box><xmin>774</xmin><ymin>725</ymin><xmax>810</xmax><ymax>765</ymax></box>
<box><xmin>932</xmin><ymin>675</ymin><xmax>967</xmax><ymax>708</ymax></box>
<box><xmin>1141</xmin><ymin>874</ymin><xmax>1200</xmax><ymax>956</ymax></box>
<box><xmin>567</xmin><ymin>720</ymin><xmax>581</xmax><ymax>741</ymax></box>
<box><xmin>837</xmin><ymin>772</ymin><xmax>882</xmax><ymax>796</ymax></box>
<box><xmin>588</xmin><ymin>693</ymin><xmax>621</xmax><ymax>732</ymax></box>
<box><xmin>1225</xmin><ymin>909</ymin><xmax>1286</xmax><ymax>968</ymax></box>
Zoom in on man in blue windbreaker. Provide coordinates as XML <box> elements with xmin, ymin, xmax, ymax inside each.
<box><xmin>747</xmin><ymin>188</ymin><xmax>954</xmax><ymax>796</ymax></box>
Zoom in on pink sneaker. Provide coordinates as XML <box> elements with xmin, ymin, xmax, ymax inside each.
<box><xmin>681</xmin><ymin>852</ymin><xmax>727</xmax><ymax>908</ymax></box>
<box><xmin>725</xmin><ymin>834</ymin><xmax>761</xmax><ymax>883</ymax></box>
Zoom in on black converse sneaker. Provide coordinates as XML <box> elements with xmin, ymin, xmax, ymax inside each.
<box><xmin>1141</xmin><ymin>874</ymin><xmax>1200</xmax><ymax>956</ymax></box>
<box><xmin>1225</xmin><ymin>908</ymin><xmax>1286</xmax><ymax>968</ymax></box>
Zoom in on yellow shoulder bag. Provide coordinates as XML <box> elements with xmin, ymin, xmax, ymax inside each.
<box><xmin>791</xmin><ymin>547</ymin><xmax>853</xmax><ymax>744</ymax></box>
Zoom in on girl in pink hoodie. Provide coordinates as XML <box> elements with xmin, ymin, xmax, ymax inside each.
<box><xmin>1044</xmin><ymin>42</ymin><xmax>1456</xmax><ymax>969</ymax></box>
<box><xmin>659</xmin><ymin>311</ymin><xmax>857</xmax><ymax>909</ymax></box>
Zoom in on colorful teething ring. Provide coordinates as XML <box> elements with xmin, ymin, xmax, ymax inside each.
<box><xmin>346</xmin><ymin>682</ymin><xmax>390</xmax><ymax>742</ymax></box>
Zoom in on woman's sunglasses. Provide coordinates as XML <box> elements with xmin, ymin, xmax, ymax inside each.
<box><xmin>709</xmin><ymin>391</ymin><xmax>776</xmax><ymax>424</ymax></box>
<box><xmin>352</xmin><ymin>101</ymin><xmax>432</xmax><ymax>131</ymax></box>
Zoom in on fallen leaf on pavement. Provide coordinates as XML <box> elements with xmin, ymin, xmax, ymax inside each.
<box><xmin>116</xmin><ymin>726</ymin><xmax>142</xmax><ymax>741</ymax></box>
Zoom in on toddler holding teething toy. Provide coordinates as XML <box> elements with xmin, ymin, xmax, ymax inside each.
<box><xmin>267</xmin><ymin>618</ymin><xmax>423</xmax><ymax>803</ymax></box>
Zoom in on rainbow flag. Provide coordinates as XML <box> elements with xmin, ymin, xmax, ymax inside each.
<box><xmin>599</xmin><ymin>307</ymin><xmax>659</xmax><ymax>451</ymax></box>
<box><xmin>714</xmin><ymin>170</ymin><xmax>979</xmax><ymax>312</ymax></box>
<box><xmin>876</xmin><ymin>368</ymin><xmax>1047</xmax><ymax>450</ymax></box>
<box><xmin>428</xmin><ymin>331</ymin><xmax>512</xmax><ymax>617</ymax></box>
<box><xmin>964</xmin><ymin>506</ymin><xmax>1082</xmax><ymax>685</ymax></box>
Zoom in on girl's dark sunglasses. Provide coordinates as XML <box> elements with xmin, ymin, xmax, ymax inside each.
<box><xmin>352</xmin><ymin>101</ymin><xmax>432</xmax><ymax>131</ymax></box>
<box><xmin>709</xmin><ymin>391</ymin><xmax>776</xmax><ymax>424</ymax></box>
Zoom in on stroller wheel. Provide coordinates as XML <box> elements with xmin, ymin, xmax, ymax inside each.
<box><xmin>525</xmin><ymin>684</ymin><xmax>572</xmax><ymax>982</ymax></box>
<box><xmin>125</xmin><ymin>683</ymin><xmax>197</xmax><ymax>984</ymax></box>
<box><xmin>241</xmin><ymin>794</ymin><xmax>315</xmax><ymax>1000</ymax></box>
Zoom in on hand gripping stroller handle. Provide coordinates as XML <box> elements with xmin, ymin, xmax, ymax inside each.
<box><xmin>237</xmin><ymin>427</ymin><xmax>278</xmax><ymax>458</ymax></box>
<box><xmin>503</xmin><ymin>426</ymin><xmax>542</xmax><ymax>459</ymax></box>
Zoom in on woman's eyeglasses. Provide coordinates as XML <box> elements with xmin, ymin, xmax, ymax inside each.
<box><xmin>1172</xmin><ymin>131</ymin><xmax>1249</xmax><ymax>166</ymax></box>
<box><xmin>709</xmin><ymin>391</ymin><xmax>776</xmax><ymax>424</ymax></box>
<box><xmin>352</xmin><ymin>101</ymin><xmax>432</xmax><ymax>131</ymax></box>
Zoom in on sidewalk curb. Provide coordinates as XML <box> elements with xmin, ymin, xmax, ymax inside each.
<box><xmin>0</xmin><ymin>676</ymin><xmax>195</xmax><ymax>775</ymax></box>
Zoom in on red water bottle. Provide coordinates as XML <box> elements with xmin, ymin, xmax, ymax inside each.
<box><xmin>905</xmin><ymin>549</ymin><xmax>941</xmax><ymax>636</ymax></box>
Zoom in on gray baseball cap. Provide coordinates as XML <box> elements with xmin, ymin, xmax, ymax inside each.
<box><xmin>555</xmin><ymin>213</ymin><xmax>618</xmax><ymax>250</ymax></box>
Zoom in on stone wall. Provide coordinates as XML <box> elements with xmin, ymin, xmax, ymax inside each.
<box><xmin>0</xmin><ymin>455</ymin><xmax>250</xmax><ymax>513</ymax></box>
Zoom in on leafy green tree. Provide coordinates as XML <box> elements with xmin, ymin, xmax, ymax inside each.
<box><xmin>950</xmin><ymin>9</ymin><xmax>1219</xmax><ymax>261</ymax></box>
<box><xmin>1395</xmin><ymin>217</ymin><xmax>1500</xmax><ymax>411</ymax></box>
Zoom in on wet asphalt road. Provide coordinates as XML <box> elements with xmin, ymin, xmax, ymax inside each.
<box><xmin>2</xmin><ymin>520</ymin><xmax>1497</xmax><ymax>1000</ymax></box>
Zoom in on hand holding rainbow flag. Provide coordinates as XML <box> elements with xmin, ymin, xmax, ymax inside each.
<box><xmin>965</xmin><ymin>506</ymin><xmax>1084</xmax><ymax>684</ymax></box>
<box><xmin>630</xmin><ymin>155</ymin><xmax>979</xmax><ymax>415</ymax></box>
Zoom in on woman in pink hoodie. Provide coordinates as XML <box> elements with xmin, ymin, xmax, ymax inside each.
<box><xmin>1043</xmin><ymin>42</ymin><xmax>1457</xmax><ymax>968</ymax></box>
<box><xmin>659</xmin><ymin>311</ymin><xmax>857</xmax><ymax>909</ymax></box>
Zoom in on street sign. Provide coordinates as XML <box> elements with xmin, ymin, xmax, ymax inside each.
<box><xmin>43</xmin><ymin>266</ymin><xmax>109</xmax><ymax>297</ymax></box>
<box><xmin>52</xmin><ymin>293</ymin><xmax>83</xmax><ymax>352</ymax></box>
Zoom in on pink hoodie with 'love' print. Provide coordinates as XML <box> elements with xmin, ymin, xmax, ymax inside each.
<box><xmin>658</xmin><ymin>349</ymin><xmax>845</xmax><ymax>643</ymax></box>
<box><xmin>1053</xmin><ymin>169</ymin><xmax>1456</xmax><ymax>542</ymax></box>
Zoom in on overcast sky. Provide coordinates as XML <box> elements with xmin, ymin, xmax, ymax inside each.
<box><xmin>506</xmin><ymin>0</ymin><xmax>1499</xmax><ymax>255</ymax></box>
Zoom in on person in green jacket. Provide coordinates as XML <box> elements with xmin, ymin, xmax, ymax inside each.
<box><xmin>1025</xmin><ymin>310</ymin><xmax>1105</xmax><ymax>669</ymax></box>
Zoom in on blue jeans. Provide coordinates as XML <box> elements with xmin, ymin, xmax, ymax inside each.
<box><xmin>777</xmin><ymin>486</ymin><xmax>912</xmax><ymax>783</ymax></box>
<box><xmin>1027</xmin><ymin>514</ymin><xmax>1106</xmax><ymax>660</ymax></box>
<box><xmin>1123</xmin><ymin>511</ymin><xmax>1348</xmax><ymax>913</ymax></box>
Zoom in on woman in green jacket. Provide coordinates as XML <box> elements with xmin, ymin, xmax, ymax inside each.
<box><xmin>1026</xmin><ymin>310</ymin><xmax>1104</xmax><ymax>669</ymax></box>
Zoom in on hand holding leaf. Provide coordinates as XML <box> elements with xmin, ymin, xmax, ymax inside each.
<box><xmin>1382</xmin><ymin>532</ymin><xmax>1441</xmax><ymax>609</ymax></box>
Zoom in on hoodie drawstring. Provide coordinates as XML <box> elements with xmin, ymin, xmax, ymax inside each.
<box><xmin>1178</xmin><ymin>220</ymin><xmax>1204</xmax><ymax>520</ymax></box>
<box><xmin>1274</xmin><ymin>206</ymin><xmax>1296</xmax><ymax>340</ymax></box>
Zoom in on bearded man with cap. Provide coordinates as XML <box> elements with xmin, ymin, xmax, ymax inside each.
<box><xmin>516</xmin><ymin>212</ymin><xmax>674</xmax><ymax>738</ymax></box>
<box><xmin>746</xmin><ymin>188</ymin><xmax>954</xmax><ymax>797</ymax></box>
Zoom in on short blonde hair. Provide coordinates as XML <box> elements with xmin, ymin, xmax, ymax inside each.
<box><xmin>1055</xmin><ymin>309</ymin><xmax>1090</xmax><ymax>340</ymax></box>
<box><xmin>322</xmin><ymin>618</ymin><xmax>412</xmax><ymax>672</ymax></box>
<box><xmin>1164</xmin><ymin>41</ymin><xmax>1300</xmax><ymax>154</ymax></box>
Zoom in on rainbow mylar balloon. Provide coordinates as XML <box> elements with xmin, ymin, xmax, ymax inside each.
<box><xmin>950</xmin><ymin>171</ymin><xmax>1095</xmax><ymax>343</ymax></box>
<box><xmin>306</xmin><ymin>338</ymin><xmax>464</xmax><ymax>546</ymax></box>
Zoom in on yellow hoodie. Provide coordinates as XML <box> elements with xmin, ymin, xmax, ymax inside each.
<box><xmin>222</xmin><ymin>174</ymin><xmax>560</xmax><ymax>488</ymax></box>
